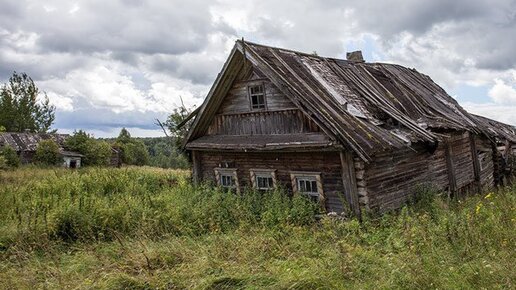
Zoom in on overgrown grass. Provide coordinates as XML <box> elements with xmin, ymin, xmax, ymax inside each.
<box><xmin>0</xmin><ymin>167</ymin><xmax>514</xmax><ymax>289</ymax></box>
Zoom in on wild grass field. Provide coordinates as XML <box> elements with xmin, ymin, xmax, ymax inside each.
<box><xmin>0</xmin><ymin>167</ymin><xmax>514</xmax><ymax>289</ymax></box>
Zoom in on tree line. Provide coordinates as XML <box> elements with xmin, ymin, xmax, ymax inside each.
<box><xmin>0</xmin><ymin>72</ymin><xmax>190</xmax><ymax>169</ymax></box>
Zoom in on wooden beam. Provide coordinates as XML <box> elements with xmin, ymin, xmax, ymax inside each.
<box><xmin>340</xmin><ymin>151</ymin><xmax>361</xmax><ymax>218</ymax></box>
<box><xmin>191</xmin><ymin>150</ymin><xmax>201</xmax><ymax>185</ymax></box>
<box><xmin>469</xmin><ymin>132</ymin><xmax>481</xmax><ymax>193</ymax></box>
<box><xmin>444</xmin><ymin>140</ymin><xmax>457</xmax><ymax>198</ymax></box>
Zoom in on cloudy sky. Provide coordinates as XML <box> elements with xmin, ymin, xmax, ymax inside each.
<box><xmin>1</xmin><ymin>0</ymin><xmax>515</xmax><ymax>137</ymax></box>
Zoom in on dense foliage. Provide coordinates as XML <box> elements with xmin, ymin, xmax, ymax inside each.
<box><xmin>33</xmin><ymin>139</ymin><xmax>61</xmax><ymax>165</ymax></box>
<box><xmin>0</xmin><ymin>72</ymin><xmax>55</xmax><ymax>133</ymax></box>
<box><xmin>141</xmin><ymin>137</ymin><xmax>189</xmax><ymax>168</ymax></box>
<box><xmin>0</xmin><ymin>167</ymin><xmax>514</xmax><ymax>289</ymax></box>
<box><xmin>101</xmin><ymin>135</ymin><xmax>189</xmax><ymax>169</ymax></box>
<box><xmin>0</xmin><ymin>156</ymin><xmax>6</xmax><ymax>169</ymax></box>
<box><xmin>115</xmin><ymin>128</ymin><xmax>150</xmax><ymax>166</ymax></box>
<box><xmin>164</xmin><ymin>105</ymin><xmax>194</xmax><ymax>148</ymax></box>
<box><xmin>65</xmin><ymin>130</ymin><xmax>112</xmax><ymax>166</ymax></box>
<box><xmin>0</xmin><ymin>145</ymin><xmax>20</xmax><ymax>168</ymax></box>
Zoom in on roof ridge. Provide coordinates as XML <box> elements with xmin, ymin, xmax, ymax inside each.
<box><xmin>238</xmin><ymin>39</ymin><xmax>359</xmax><ymax>64</ymax></box>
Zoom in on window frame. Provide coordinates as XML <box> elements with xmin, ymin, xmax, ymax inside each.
<box><xmin>247</xmin><ymin>83</ymin><xmax>267</xmax><ymax>111</ymax></box>
<box><xmin>290</xmin><ymin>171</ymin><xmax>324</xmax><ymax>204</ymax></box>
<box><xmin>214</xmin><ymin>168</ymin><xmax>240</xmax><ymax>193</ymax></box>
<box><xmin>249</xmin><ymin>169</ymin><xmax>277</xmax><ymax>191</ymax></box>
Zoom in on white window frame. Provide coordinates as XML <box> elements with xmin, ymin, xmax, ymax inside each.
<box><xmin>248</xmin><ymin>83</ymin><xmax>266</xmax><ymax>110</ymax></box>
<box><xmin>249</xmin><ymin>169</ymin><xmax>277</xmax><ymax>190</ymax></box>
<box><xmin>214</xmin><ymin>168</ymin><xmax>240</xmax><ymax>193</ymax></box>
<box><xmin>290</xmin><ymin>171</ymin><xmax>324</xmax><ymax>204</ymax></box>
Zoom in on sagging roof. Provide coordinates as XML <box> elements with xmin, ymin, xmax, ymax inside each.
<box><xmin>471</xmin><ymin>114</ymin><xmax>516</xmax><ymax>144</ymax></box>
<box><xmin>185</xmin><ymin>40</ymin><xmax>515</xmax><ymax>161</ymax></box>
<box><xmin>0</xmin><ymin>132</ymin><xmax>68</xmax><ymax>152</ymax></box>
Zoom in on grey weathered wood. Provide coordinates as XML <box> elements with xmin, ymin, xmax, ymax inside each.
<box><xmin>340</xmin><ymin>151</ymin><xmax>361</xmax><ymax>218</ymax></box>
<box><xmin>445</xmin><ymin>140</ymin><xmax>457</xmax><ymax>197</ymax></box>
<box><xmin>469</xmin><ymin>132</ymin><xmax>481</xmax><ymax>193</ymax></box>
<box><xmin>207</xmin><ymin>109</ymin><xmax>320</xmax><ymax>136</ymax></box>
<box><xmin>191</xmin><ymin>150</ymin><xmax>201</xmax><ymax>184</ymax></box>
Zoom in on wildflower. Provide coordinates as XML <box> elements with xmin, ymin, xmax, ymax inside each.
<box><xmin>484</xmin><ymin>192</ymin><xmax>493</xmax><ymax>199</ymax></box>
<box><xmin>475</xmin><ymin>203</ymin><xmax>483</xmax><ymax>214</ymax></box>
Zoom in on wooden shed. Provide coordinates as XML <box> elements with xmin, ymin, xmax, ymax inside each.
<box><xmin>183</xmin><ymin>40</ymin><xmax>516</xmax><ymax>215</ymax></box>
<box><xmin>0</xmin><ymin>132</ymin><xmax>86</xmax><ymax>168</ymax></box>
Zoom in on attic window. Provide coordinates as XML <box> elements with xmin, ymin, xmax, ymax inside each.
<box><xmin>248</xmin><ymin>84</ymin><xmax>266</xmax><ymax>110</ymax></box>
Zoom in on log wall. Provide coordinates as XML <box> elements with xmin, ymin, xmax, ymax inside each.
<box><xmin>194</xmin><ymin>132</ymin><xmax>496</xmax><ymax>215</ymax></box>
<box><xmin>196</xmin><ymin>151</ymin><xmax>346</xmax><ymax>213</ymax></box>
<box><xmin>360</xmin><ymin>132</ymin><xmax>495</xmax><ymax>213</ymax></box>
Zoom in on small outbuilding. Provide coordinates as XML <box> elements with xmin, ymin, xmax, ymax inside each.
<box><xmin>60</xmin><ymin>150</ymin><xmax>84</xmax><ymax>168</ymax></box>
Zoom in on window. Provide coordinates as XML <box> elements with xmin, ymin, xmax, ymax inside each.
<box><xmin>248</xmin><ymin>84</ymin><xmax>266</xmax><ymax>110</ymax></box>
<box><xmin>250</xmin><ymin>169</ymin><xmax>277</xmax><ymax>190</ymax></box>
<box><xmin>257</xmin><ymin>176</ymin><xmax>274</xmax><ymax>189</ymax></box>
<box><xmin>290</xmin><ymin>172</ymin><xmax>323</xmax><ymax>203</ymax></box>
<box><xmin>220</xmin><ymin>174</ymin><xmax>234</xmax><ymax>187</ymax></box>
<box><xmin>214</xmin><ymin>168</ymin><xmax>239</xmax><ymax>193</ymax></box>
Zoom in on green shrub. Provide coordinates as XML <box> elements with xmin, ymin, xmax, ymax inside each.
<box><xmin>54</xmin><ymin>206</ymin><xmax>93</xmax><ymax>242</ymax></box>
<box><xmin>119</xmin><ymin>141</ymin><xmax>149</xmax><ymax>166</ymax></box>
<box><xmin>1</xmin><ymin>145</ymin><xmax>20</xmax><ymax>168</ymax></box>
<box><xmin>409</xmin><ymin>184</ymin><xmax>441</xmax><ymax>219</ymax></box>
<box><xmin>34</xmin><ymin>139</ymin><xmax>61</xmax><ymax>166</ymax></box>
<box><xmin>65</xmin><ymin>130</ymin><xmax>113</xmax><ymax>166</ymax></box>
<box><xmin>0</xmin><ymin>155</ymin><xmax>6</xmax><ymax>169</ymax></box>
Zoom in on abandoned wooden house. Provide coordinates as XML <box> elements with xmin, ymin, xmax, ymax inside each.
<box><xmin>183</xmin><ymin>40</ymin><xmax>516</xmax><ymax>215</ymax></box>
<box><xmin>0</xmin><ymin>132</ymin><xmax>84</xmax><ymax>168</ymax></box>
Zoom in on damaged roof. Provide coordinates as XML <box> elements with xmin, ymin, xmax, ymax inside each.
<box><xmin>185</xmin><ymin>40</ymin><xmax>516</xmax><ymax>161</ymax></box>
<box><xmin>471</xmin><ymin>114</ymin><xmax>516</xmax><ymax>144</ymax></box>
<box><xmin>0</xmin><ymin>132</ymin><xmax>69</xmax><ymax>152</ymax></box>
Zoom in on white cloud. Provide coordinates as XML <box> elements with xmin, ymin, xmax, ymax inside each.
<box><xmin>488</xmin><ymin>79</ymin><xmax>516</xmax><ymax>105</ymax></box>
<box><xmin>45</xmin><ymin>91</ymin><xmax>74</xmax><ymax>111</ymax></box>
<box><xmin>463</xmin><ymin>102</ymin><xmax>516</xmax><ymax>126</ymax></box>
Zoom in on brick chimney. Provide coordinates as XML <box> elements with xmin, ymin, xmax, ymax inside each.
<box><xmin>346</xmin><ymin>51</ymin><xmax>364</xmax><ymax>62</ymax></box>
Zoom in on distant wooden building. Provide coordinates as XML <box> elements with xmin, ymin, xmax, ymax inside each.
<box><xmin>110</xmin><ymin>147</ymin><xmax>122</xmax><ymax>167</ymax></box>
<box><xmin>61</xmin><ymin>150</ymin><xmax>84</xmax><ymax>168</ymax></box>
<box><xmin>183</xmin><ymin>40</ymin><xmax>516</xmax><ymax>215</ymax></box>
<box><xmin>0</xmin><ymin>132</ymin><xmax>84</xmax><ymax>168</ymax></box>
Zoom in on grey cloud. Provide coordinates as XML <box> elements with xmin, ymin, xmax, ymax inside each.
<box><xmin>349</xmin><ymin>0</ymin><xmax>516</xmax><ymax>71</ymax></box>
<box><xmin>353</xmin><ymin>0</ymin><xmax>488</xmax><ymax>36</ymax></box>
<box><xmin>149</xmin><ymin>53</ymin><xmax>223</xmax><ymax>85</ymax></box>
<box><xmin>0</xmin><ymin>0</ymin><xmax>217</xmax><ymax>56</ymax></box>
<box><xmin>1</xmin><ymin>0</ymin><xmax>515</xmax><ymax>136</ymax></box>
<box><xmin>54</xmin><ymin>106</ymin><xmax>168</xmax><ymax>131</ymax></box>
